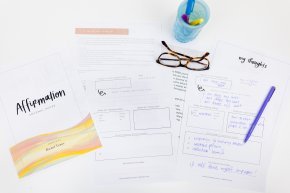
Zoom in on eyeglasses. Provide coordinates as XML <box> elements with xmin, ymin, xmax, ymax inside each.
<box><xmin>156</xmin><ymin>41</ymin><xmax>210</xmax><ymax>71</ymax></box>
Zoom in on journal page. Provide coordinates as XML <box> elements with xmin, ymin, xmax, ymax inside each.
<box><xmin>177</xmin><ymin>42</ymin><xmax>290</xmax><ymax>191</ymax></box>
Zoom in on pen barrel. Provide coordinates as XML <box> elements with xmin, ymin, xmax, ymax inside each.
<box><xmin>244</xmin><ymin>86</ymin><xmax>275</xmax><ymax>143</ymax></box>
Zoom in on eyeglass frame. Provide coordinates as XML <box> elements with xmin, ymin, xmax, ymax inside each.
<box><xmin>156</xmin><ymin>41</ymin><xmax>210</xmax><ymax>71</ymax></box>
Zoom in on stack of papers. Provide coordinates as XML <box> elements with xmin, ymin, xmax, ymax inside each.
<box><xmin>0</xmin><ymin>24</ymin><xmax>289</xmax><ymax>192</ymax></box>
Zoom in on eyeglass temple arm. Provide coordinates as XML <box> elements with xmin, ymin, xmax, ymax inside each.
<box><xmin>161</xmin><ymin>41</ymin><xmax>210</xmax><ymax>60</ymax></box>
<box><xmin>195</xmin><ymin>52</ymin><xmax>210</xmax><ymax>62</ymax></box>
<box><xmin>182</xmin><ymin>52</ymin><xmax>210</xmax><ymax>62</ymax></box>
<box><xmin>161</xmin><ymin>41</ymin><xmax>192</xmax><ymax>58</ymax></box>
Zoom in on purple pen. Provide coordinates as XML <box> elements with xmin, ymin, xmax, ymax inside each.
<box><xmin>244</xmin><ymin>86</ymin><xmax>276</xmax><ymax>143</ymax></box>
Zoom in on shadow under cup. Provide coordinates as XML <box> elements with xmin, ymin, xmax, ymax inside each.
<box><xmin>173</xmin><ymin>0</ymin><xmax>210</xmax><ymax>43</ymax></box>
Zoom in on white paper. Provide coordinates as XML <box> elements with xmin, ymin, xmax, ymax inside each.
<box><xmin>78</xmin><ymin>67</ymin><xmax>179</xmax><ymax>184</ymax></box>
<box><xmin>0</xmin><ymin>53</ymin><xmax>101</xmax><ymax>178</ymax></box>
<box><xmin>177</xmin><ymin>42</ymin><xmax>290</xmax><ymax>191</ymax></box>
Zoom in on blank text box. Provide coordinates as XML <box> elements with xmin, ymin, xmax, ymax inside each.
<box><xmin>133</xmin><ymin>108</ymin><xmax>171</xmax><ymax>130</ymax></box>
<box><xmin>95</xmin><ymin>78</ymin><xmax>131</xmax><ymax>90</ymax></box>
<box><xmin>95</xmin><ymin>133</ymin><xmax>173</xmax><ymax>160</ymax></box>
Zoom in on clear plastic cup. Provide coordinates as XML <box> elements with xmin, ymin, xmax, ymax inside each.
<box><xmin>173</xmin><ymin>0</ymin><xmax>210</xmax><ymax>43</ymax></box>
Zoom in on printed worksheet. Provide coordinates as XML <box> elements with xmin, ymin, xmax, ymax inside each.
<box><xmin>0</xmin><ymin>54</ymin><xmax>102</xmax><ymax>178</ymax></box>
<box><xmin>73</xmin><ymin>23</ymin><xmax>183</xmax><ymax>184</ymax></box>
<box><xmin>177</xmin><ymin>42</ymin><xmax>290</xmax><ymax>191</ymax></box>
<box><xmin>78</xmin><ymin>67</ymin><xmax>179</xmax><ymax>184</ymax></box>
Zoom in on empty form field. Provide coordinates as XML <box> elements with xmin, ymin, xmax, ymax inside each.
<box><xmin>95</xmin><ymin>78</ymin><xmax>131</xmax><ymax>90</ymax></box>
<box><xmin>95</xmin><ymin>133</ymin><xmax>173</xmax><ymax>160</ymax></box>
<box><xmin>133</xmin><ymin>108</ymin><xmax>171</xmax><ymax>130</ymax></box>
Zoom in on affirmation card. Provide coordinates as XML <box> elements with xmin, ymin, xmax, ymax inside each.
<box><xmin>0</xmin><ymin>54</ymin><xmax>102</xmax><ymax>178</ymax></box>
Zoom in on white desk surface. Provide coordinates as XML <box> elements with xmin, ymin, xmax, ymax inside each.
<box><xmin>0</xmin><ymin>0</ymin><xmax>290</xmax><ymax>192</ymax></box>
